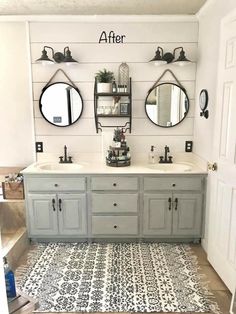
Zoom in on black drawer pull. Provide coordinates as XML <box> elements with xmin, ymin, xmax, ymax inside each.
<box><xmin>168</xmin><ymin>198</ymin><xmax>172</xmax><ymax>210</ymax></box>
<box><xmin>54</xmin><ymin>183</ymin><xmax>58</xmax><ymax>187</ymax></box>
<box><xmin>174</xmin><ymin>198</ymin><xmax>178</xmax><ymax>210</ymax></box>
<box><xmin>113</xmin><ymin>203</ymin><xmax>117</xmax><ymax>207</ymax></box>
<box><xmin>59</xmin><ymin>198</ymin><xmax>62</xmax><ymax>211</ymax></box>
<box><xmin>172</xmin><ymin>183</ymin><xmax>176</xmax><ymax>187</ymax></box>
<box><xmin>113</xmin><ymin>183</ymin><xmax>117</xmax><ymax>187</ymax></box>
<box><xmin>52</xmin><ymin>198</ymin><xmax>56</xmax><ymax>211</ymax></box>
<box><xmin>114</xmin><ymin>225</ymin><xmax>118</xmax><ymax>229</ymax></box>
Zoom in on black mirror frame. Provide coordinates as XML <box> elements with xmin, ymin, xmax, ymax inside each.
<box><xmin>144</xmin><ymin>82</ymin><xmax>190</xmax><ymax>128</ymax></box>
<box><xmin>39</xmin><ymin>82</ymin><xmax>84</xmax><ymax>127</ymax></box>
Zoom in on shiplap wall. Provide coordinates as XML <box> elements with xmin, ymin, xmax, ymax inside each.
<box><xmin>29</xmin><ymin>20</ymin><xmax>198</xmax><ymax>161</ymax></box>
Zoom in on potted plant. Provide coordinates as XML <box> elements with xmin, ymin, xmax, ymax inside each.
<box><xmin>95</xmin><ymin>69</ymin><xmax>114</xmax><ymax>93</ymax></box>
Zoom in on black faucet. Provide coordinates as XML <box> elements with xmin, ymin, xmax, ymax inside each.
<box><xmin>159</xmin><ymin>145</ymin><xmax>173</xmax><ymax>163</ymax></box>
<box><xmin>59</xmin><ymin>145</ymin><xmax>73</xmax><ymax>163</ymax></box>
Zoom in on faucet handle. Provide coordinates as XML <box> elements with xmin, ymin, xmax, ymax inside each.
<box><xmin>59</xmin><ymin>156</ymin><xmax>63</xmax><ymax>163</ymax></box>
<box><xmin>168</xmin><ymin>156</ymin><xmax>173</xmax><ymax>163</ymax></box>
<box><xmin>68</xmin><ymin>156</ymin><xmax>73</xmax><ymax>163</ymax></box>
<box><xmin>159</xmin><ymin>156</ymin><xmax>164</xmax><ymax>163</ymax></box>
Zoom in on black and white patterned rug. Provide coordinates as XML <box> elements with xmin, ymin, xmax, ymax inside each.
<box><xmin>17</xmin><ymin>242</ymin><xmax>218</xmax><ymax>312</ymax></box>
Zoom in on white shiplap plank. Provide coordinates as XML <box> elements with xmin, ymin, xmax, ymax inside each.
<box><xmin>34</xmin><ymin>116</ymin><xmax>193</xmax><ymax>137</ymax></box>
<box><xmin>31</xmin><ymin>42</ymin><xmax>198</xmax><ymax>63</ymax></box>
<box><xmin>126</xmin><ymin>135</ymin><xmax>193</xmax><ymax>154</ymax></box>
<box><xmin>33</xmin><ymin>82</ymin><xmax>94</xmax><ymax>101</ymax></box>
<box><xmin>34</xmin><ymin>100</ymin><xmax>95</xmax><ymax>118</ymax></box>
<box><xmin>133</xmin><ymin>81</ymin><xmax>195</xmax><ymax>100</ymax></box>
<box><xmin>36</xmin><ymin>135</ymin><xmax>102</xmax><ymax>154</ymax></box>
<box><xmin>31</xmin><ymin>62</ymin><xmax>196</xmax><ymax>83</ymax></box>
<box><xmin>33</xmin><ymin>80</ymin><xmax>195</xmax><ymax>102</ymax></box>
<box><xmin>131</xmin><ymin>117</ymin><xmax>193</xmax><ymax>136</ymax></box>
<box><xmin>30</xmin><ymin>22</ymin><xmax>198</xmax><ymax>43</ymax></box>
<box><xmin>132</xmin><ymin>99</ymin><xmax>195</xmax><ymax>118</ymax></box>
<box><xmin>35</xmin><ymin>117</ymin><xmax>96</xmax><ymax>136</ymax></box>
<box><xmin>35</xmin><ymin>134</ymin><xmax>193</xmax><ymax>156</ymax></box>
<box><xmin>34</xmin><ymin>98</ymin><xmax>195</xmax><ymax>119</ymax></box>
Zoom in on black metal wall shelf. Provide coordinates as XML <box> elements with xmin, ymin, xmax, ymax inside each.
<box><xmin>94</xmin><ymin>77</ymin><xmax>132</xmax><ymax>133</ymax></box>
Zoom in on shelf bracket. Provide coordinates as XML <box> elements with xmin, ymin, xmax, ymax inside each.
<box><xmin>97</xmin><ymin>121</ymin><xmax>131</xmax><ymax>133</ymax></box>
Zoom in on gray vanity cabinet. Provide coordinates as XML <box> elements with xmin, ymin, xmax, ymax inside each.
<box><xmin>23</xmin><ymin>172</ymin><xmax>206</xmax><ymax>241</ymax></box>
<box><xmin>143</xmin><ymin>176</ymin><xmax>204</xmax><ymax>239</ymax></box>
<box><xmin>25</xmin><ymin>176</ymin><xmax>87</xmax><ymax>239</ymax></box>
<box><xmin>90</xmin><ymin>176</ymin><xmax>139</xmax><ymax>237</ymax></box>
<box><xmin>28</xmin><ymin>193</ymin><xmax>86</xmax><ymax>237</ymax></box>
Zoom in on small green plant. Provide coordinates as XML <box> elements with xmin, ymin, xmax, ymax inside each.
<box><xmin>95</xmin><ymin>69</ymin><xmax>114</xmax><ymax>83</ymax></box>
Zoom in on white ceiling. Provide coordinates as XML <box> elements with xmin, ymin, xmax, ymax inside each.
<box><xmin>0</xmin><ymin>0</ymin><xmax>207</xmax><ymax>15</ymax></box>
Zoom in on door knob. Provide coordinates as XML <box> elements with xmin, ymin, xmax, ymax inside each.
<box><xmin>208</xmin><ymin>162</ymin><xmax>217</xmax><ymax>171</ymax></box>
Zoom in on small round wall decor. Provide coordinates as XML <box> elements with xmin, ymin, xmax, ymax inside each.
<box><xmin>199</xmin><ymin>89</ymin><xmax>209</xmax><ymax>119</ymax></box>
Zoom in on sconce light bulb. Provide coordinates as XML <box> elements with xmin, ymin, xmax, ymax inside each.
<box><xmin>154</xmin><ymin>60</ymin><xmax>167</xmax><ymax>66</ymax></box>
<box><xmin>174</xmin><ymin>61</ymin><xmax>191</xmax><ymax>66</ymax></box>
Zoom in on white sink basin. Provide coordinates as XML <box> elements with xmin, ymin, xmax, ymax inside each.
<box><xmin>147</xmin><ymin>163</ymin><xmax>193</xmax><ymax>172</ymax></box>
<box><xmin>36</xmin><ymin>162</ymin><xmax>84</xmax><ymax>171</ymax></box>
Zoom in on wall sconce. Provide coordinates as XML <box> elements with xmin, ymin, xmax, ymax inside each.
<box><xmin>36</xmin><ymin>46</ymin><xmax>78</xmax><ymax>65</ymax></box>
<box><xmin>149</xmin><ymin>46</ymin><xmax>191</xmax><ymax>66</ymax></box>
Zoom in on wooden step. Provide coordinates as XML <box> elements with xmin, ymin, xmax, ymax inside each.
<box><xmin>8</xmin><ymin>289</ymin><xmax>38</xmax><ymax>314</ymax></box>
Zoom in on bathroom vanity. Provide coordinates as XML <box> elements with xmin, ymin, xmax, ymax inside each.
<box><xmin>22</xmin><ymin>161</ymin><xmax>207</xmax><ymax>242</ymax></box>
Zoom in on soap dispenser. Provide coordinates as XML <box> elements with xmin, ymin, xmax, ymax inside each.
<box><xmin>3</xmin><ymin>256</ymin><xmax>16</xmax><ymax>298</ymax></box>
<box><xmin>148</xmin><ymin>146</ymin><xmax>157</xmax><ymax>164</ymax></box>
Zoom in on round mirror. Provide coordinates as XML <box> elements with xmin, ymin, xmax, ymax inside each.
<box><xmin>39</xmin><ymin>82</ymin><xmax>83</xmax><ymax>127</ymax></box>
<box><xmin>145</xmin><ymin>83</ymin><xmax>189</xmax><ymax>127</ymax></box>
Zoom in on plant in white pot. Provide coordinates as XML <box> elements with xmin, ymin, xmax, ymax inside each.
<box><xmin>95</xmin><ymin>69</ymin><xmax>114</xmax><ymax>93</ymax></box>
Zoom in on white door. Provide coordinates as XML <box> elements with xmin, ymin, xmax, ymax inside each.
<box><xmin>207</xmin><ymin>16</ymin><xmax>236</xmax><ymax>293</ymax></box>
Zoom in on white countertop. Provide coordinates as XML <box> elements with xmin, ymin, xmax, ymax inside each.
<box><xmin>21</xmin><ymin>160</ymin><xmax>207</xmax><ymax>175</ymax></box>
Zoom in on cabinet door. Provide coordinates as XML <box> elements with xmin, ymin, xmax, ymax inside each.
<box><xmin>28</xmin><ymin>194</ymin><xmax>58</xmax><ymax>236</ymax></box>
<box><xmin>172</xmin><ymin>193</ymin><xmax>202</xmax><ymax>236</ymax></box>
<box><xmin>143</xmin><ymin>194</ymin><xmax>172</xmax><ymax>236</ymax></box>
<box><xmin>57</xmin><ymin>194</ymin><xmax>87</xmax><ymax>236</ymax></box>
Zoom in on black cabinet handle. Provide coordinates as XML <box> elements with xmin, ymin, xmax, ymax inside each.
<box><xmin>59</xmin><ymin>198</ymin><xmax>62</xmax><ymax>211</ymax></box>
<box><xmin>168</xmin><ymin>198</ymin><xmax>172</xmax><ymax>210</ymax></box>
<box><xmin>172</xmin><ymin>183</ymin><xmax>176</xmax><ymax>187</ymax></box>
<box><xmin>174</xmin><ymin>198</ymin><xmax>178</xmax><ymax>210</ymax></box>
<box><xmin>113</xmin><ymin>203</ymin><xmax>117</xmax><ymax>207</ymax></box>
<box><xmin>113</xmin><ymin>183</ymin><xmax>117</xmax><ymax>187</ymax></box>
<box><xmin>54</xmin><ymin>183</ymin><xmax>58</xmax><ymax>187</ymax></box>
<box><xmin>52</xmin><ymin>198</ymin><xmax>56</xmax><ymax>211</ymax></box>
<box><xmin>114</xmin><ymin>225</ymin><xmax>118</xmax><ymax>229</ymax></box>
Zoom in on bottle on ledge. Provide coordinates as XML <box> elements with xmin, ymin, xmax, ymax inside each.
<box><xmin>3</xmin><ymin>256</ymin><xmax>16</xmax><ymax>298</ymax></box>
<box><xmin>112</xmin><ymin>79</ymin><xmax>117</xmax><ymax>93</ymax></box>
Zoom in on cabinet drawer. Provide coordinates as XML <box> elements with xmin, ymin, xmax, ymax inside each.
<box><xmin>92</xmin><ymin>193</ymin><xmax>138</xmax><ymax>213</ymax></box>
<box><xmin>92</xmin><ymin>216</ymin><xmax>138</xmax><ymax>235</ymax></box>
<box><xmin>144</xmin><ymin>176</ymin><xmax>202</xmax><ymax>191</ymax></box>
<box><xmin>27</xmin><ymin>177</ymin><xmax>86</xmax><ymax>192</ymax></box>
<box><xmin>91</xmin><ymin>176</ymin><xmax>138</xmax><ymax>190</ymax></box>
